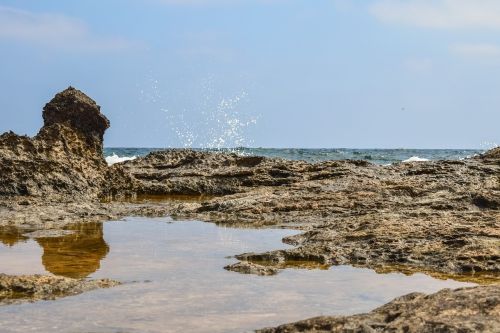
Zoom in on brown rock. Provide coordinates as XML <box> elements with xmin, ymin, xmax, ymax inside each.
<box><xmin>41</xmin><ymin>86</ymin><xmax>109</xmax><ymax>151</ymax></box>
<box><xmin>257</xmin><ymin>285</ymin><xmax>500</xmax><ymax>333</ymax></box>
<box><xmin>0</xmin><ymin>87</ymin><xmax>110</xmax><ymax>199</ymax></box>
<box><xmin>0</xmin><ymin>273</ymin><xmax>119</xmax><ymax>305</ymax></box>
<box><xmin>114</xmin><ymin>149</ymin><xmax>499</xmax><ymax>280</ymax></box>
<box><xmin>479</xmin><ymin>146</ymin><xmax>500</xmax><ymax>161</ymax></box>
<box><xmin>224</xmin><ymin>261</ymin><xmax>279</xmax><ymax>276</ymax></box>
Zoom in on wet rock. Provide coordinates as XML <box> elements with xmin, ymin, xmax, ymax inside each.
<box><xmin>98</xmin><ymin>147</ymin><xmax>500</xmax><ymax>281</ymax></box>
<box><xmin>0</xmin><ymin>274</ymin><xmax>119</xmax><ymax>305</ymax></box>
<box><xmin>1</xmin><ymin>144</ymin><xmax>499</xmax><ymax>281</ymax></box>
<box><xmin>150</xmin><ymin>151</ymin><xmax>498</xmax><ymax>280</ymax></box>
<box><xmin>257</xmin><ymin>285</ymin><xmax>500</xmax><ymax>333</ymax></box>
<box><xmin>224</xmin><ymin>261</ymin><xmax>279</xmax><ymax>276</ymax></box>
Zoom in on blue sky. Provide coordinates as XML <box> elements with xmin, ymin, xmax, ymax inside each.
<box><xmin>0</xmin><ymin>0</ymin><xmax>499</xmax><ymax>149</ymax></box>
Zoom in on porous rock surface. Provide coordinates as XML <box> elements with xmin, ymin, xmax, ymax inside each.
<box><xmin>0</xmin><ymin>87</ymin><xmax>110</xmax><ymax>199</ymax></box>
<box><xmin>0</xmin><ymin>88</ymin><xmax>498</xmax><ymax>329</ymax></box>
<box><xmin>257</xmin><ymin>286</ymin><xmax>500</xmax><ymax>333</ymax></box>
<box><xmin>224</xmin><ymin>261</ymin><xmax>279</xmax><ymax>276</ymax></box>
<box><xmin>118</xmin><ymin>149</ymin><xmax>500</xmax><ymax>281</ymax></box>
<box><xmin>0</xmin><ymin>273</ymin><xmax>119</xmax><ymax>305</ymax></box>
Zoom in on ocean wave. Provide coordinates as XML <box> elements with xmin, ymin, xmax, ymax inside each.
<box><xmin>402</xmin><ymin>156</ymin><xmax>430</xmax><ymax>163</ymax></box>
<box><xmin>105</xmin><ymin>153</ymin><xmax>137</xmax><ymax>166</ymax></box>
<box><xmin>104</xmin><ymin>148</ymin><xmax>481</xmax><ymax>165</ymax></box>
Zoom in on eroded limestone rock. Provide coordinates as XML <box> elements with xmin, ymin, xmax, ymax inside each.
<box><xmin>0</xmin><ymin>274</ymin><xmax>119</xmax><ymax>305</ymax></box>
<box><xmin>257</xmin><ymin>285</ymin><xmax>500</xmax><ymax>333</ymax></box>
<box><xmin>116</xmin><ymin>149</ymin><xmax>500</xmax><ymax>280</ymax></box>
<box><xmin>0</xmin><ymin>87</ymin><xmax>110</xmax><ymax>199</ymax></box>
<box><xmin>224</xmin><ymin>261</ymin><xmax>279</xmax><ymax>276</ymax></box>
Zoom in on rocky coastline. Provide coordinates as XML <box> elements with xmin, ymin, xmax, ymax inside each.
<box><xmin>0</xmin><ymin>274</ymin><xmax>119</xmax><ymax>305</ymax></box>
<box><xmin>0</xmin><ymin>88</ymin><xmax>498</xmax><ymax>330</ymax></box>
<box><xmin>257</xmin><ymin>286</ymin><xmax>500</xmax><ymax>332</ymax></box>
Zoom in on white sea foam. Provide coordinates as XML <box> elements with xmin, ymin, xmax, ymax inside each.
<box><xmin>105</xmin><ymin>153</ymin><xmax>137</xmax><ymax>166</ymax></box>
<box><xmin>402</xmin><ymin>156</ymin><xmax>429</xmax><ymax>163</ymax></box>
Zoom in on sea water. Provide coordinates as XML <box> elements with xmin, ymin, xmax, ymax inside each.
<box><xmin>104</xmin><ymin>147</ymin><xmax>483</xmax><ymax>166</ymax></box>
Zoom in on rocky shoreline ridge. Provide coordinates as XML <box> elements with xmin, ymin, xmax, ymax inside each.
<box><xmin>0</xmin><ymin>274</ymin><xmax>119</xmax><ymax>305</ymax></box>
<box><xmin>0</xmin><ymin>88</ymin><xmax>498</xmax><ymax>331</ymax></box>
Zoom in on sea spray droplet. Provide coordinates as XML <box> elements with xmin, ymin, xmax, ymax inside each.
<box><xmin>479</xmin><ymin>141</ymin><xmax>499</xmax><ymax>150</ymax></box>
<box><xmin>202</xmin><ymin>90</ymin><xmax>256</xmax><ymax>150</ymax></box>
<box><xmin>138</xmin><ymin>75</ymin><xmax>258</xmax><ymax>149</ymax></box>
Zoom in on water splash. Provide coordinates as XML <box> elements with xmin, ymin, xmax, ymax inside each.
<box><xmin>138</xmin><ymin>72</ymin><xmax>162</xmax><ymax>104</ymax></box>
<box><xmin>479</xmin><ymin>141</ymin><xmax>499</xmax><ymax>150</ymax></box>
<box><xmin>202</xmin><ymin>91</ymin><xmax>258</xmax><ymax>150</ymax></box>
<box><xmin>402</xmin><ymin>156</ymin><xmax>429</xmax><ymax>163</ymax></box>
<box><xmin>138</xmin><ymin>74</ymin><xmax>258</xmax><ymax>151</ymax></box>
<box><xmin>105</xmin><ymin>153</ymin><xmax>137</xmax><ymax>166</ymax></box>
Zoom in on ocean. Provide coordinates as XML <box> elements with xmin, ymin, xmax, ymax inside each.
<box><xmin>103</xmin><ymin>147</ymin><xmax>484</xmax><ymax>166</ymax></box>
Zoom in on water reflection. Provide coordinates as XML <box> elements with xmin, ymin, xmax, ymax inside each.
<box><xmin>0</xmin><ymin>227</ymin><xmax>29</xmax><ymax>247</ymax></box>
<box><xmin>0</xmin><ymin>223</ymin><xmax>108</xmax><ymax>278</ymax></box>
<box><xmin>0</xmin><ymin>219</ymin><xmax>477</xmax><ymax>333</ymax></box>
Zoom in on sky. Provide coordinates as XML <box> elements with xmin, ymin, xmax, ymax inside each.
<box><xmin>0</xmin><ymin>0</ymin><xmax>499</xmax><ymax>149</ymax></box>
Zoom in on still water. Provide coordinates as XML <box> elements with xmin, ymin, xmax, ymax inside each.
<box><xmin>0</xmin><ymin>218</ymin><xmax>474</xmax><ymax>333</ymax></box>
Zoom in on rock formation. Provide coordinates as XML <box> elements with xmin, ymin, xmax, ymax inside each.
<box><xmin>0</xmin><ymin>88</ymin><xmax>498</xmax><ymax>278</ymax></box>
<box><xmin>257</xmin><ymin>286</ymin><xmax>500</xmax><ymax>333</ymax></box>
<box><xmin>0</xmin><ymin>274</ymin><xmax>119</xmax><ymax>305</ymax></box>
<box><xmin>115</xmin><ymin>149</ymin><xmax>500</xmax><ymax>280</ymax></box>
<box><xmin>0</xmin><ymin>87</ymin><xmax>110</xmax><ymax>199</ymax></box>
<box><xmin>478</xmin><ymin>146</ymin><xmax>500</xmax><ymax>161</ymax></box>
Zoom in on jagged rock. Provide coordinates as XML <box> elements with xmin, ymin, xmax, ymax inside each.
<box><xmin>115</xmin><ymin>149</ymin><xmax>500</xmax><ymax>280</ymax></box>
<box><xmin>0</xmin><ymin>273</ymin><xmax>119</xmax><ymax>305</ymax></box>
<box><xmin>0</xmin><ymin>87</ymin><xmax>110</xmax><ymax>199</ymax></box>
<box><xmin>479</xmin><ymin>146</ymin><xmax>500</xmax><ymax>161</ymax></box>
<box><xmin>1</xmin><ymin>139</ymin><xmax>499</xmax><ymax>279</ymax></box>
<box><xmin>116</xmin><ymin>149</ymin><xmax>306</xmax><ymax>196</ymax></box>
<box><xmin>257</xmin><ymin>286</ymin><xmax>500</xmax><ymax>333</ymax></box>
<box><xmin>41</xmin><ymin>87</ymin><xmax>109</xmax><ymax>151</ymax></box>
<box><xmin>224</xmin><ymin>261</ymin><xmax>279</xmax><ymax>276</ymax></box>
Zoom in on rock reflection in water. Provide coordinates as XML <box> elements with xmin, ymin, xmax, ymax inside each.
<box><xmin>36</xmin><ymin>223</ymin><xmax>109</xmax><ymax>278</ymax></box>
<box><xmin>0</xmin><ymin>223</ymin><xmax>109</xmax><ymax>279</ymax></box>
<box><xmin>0</xmin><ymin>219</ymin><xmax>477</xmax><ymax>333</ymax></box>
<box><xmin>0</xmin><ymin>227</ymin><xmax>28</xmax><ymax>247</ymax></box>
